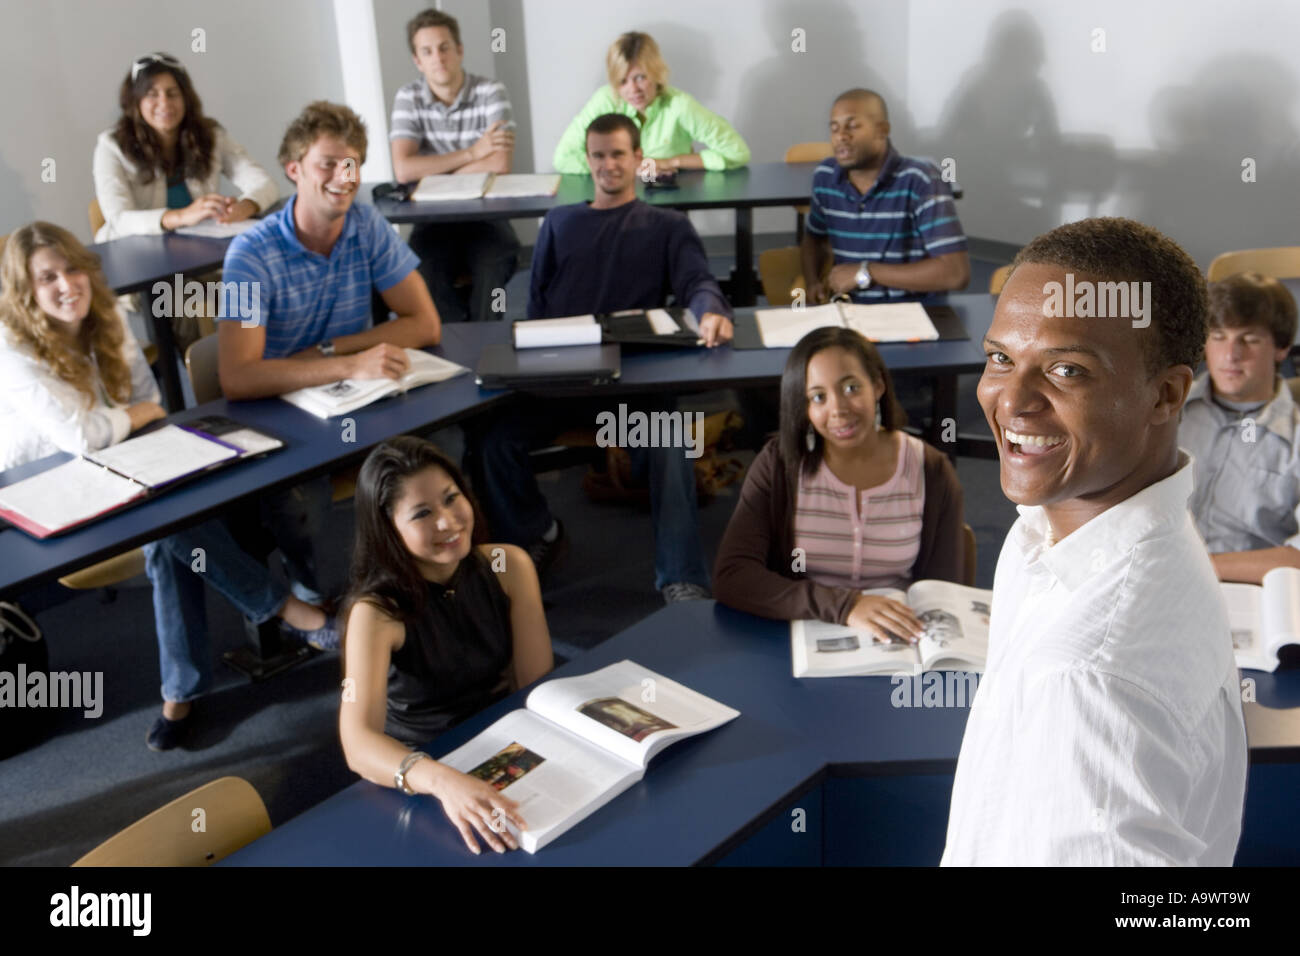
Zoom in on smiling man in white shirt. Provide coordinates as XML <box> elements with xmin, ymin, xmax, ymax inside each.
<box><xmin>942</xmin><ymin>217</ymin><xmax>1247</xmax><ymax>866</ymax></box>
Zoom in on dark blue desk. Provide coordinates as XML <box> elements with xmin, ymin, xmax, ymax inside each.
<box><xmin>368</xmin><ymin>162</ymin><xmax>825</xmax><ymax>306</ymax></box>
<box><xmin>0</xmin><ymin>297</ymin><xmax>996</xmax><ymax>598</ymax></box>
<box><xmin>223</xmin><ymin>601</ymin><xmax>1300</xmax><ymax>866</ymax></box>
<box><xmin>90</xmin><ymin>233</ymin><xmax>234</xmax><ymax>411</ymax></box>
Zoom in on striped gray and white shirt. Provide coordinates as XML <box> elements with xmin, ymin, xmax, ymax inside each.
<box><xmin>389</xmin><ymin>73</ymin><xmax>514</xmax><ymax>155</ymax></box>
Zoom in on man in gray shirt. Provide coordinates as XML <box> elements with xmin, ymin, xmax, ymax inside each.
<box><xmin>390</xmin><ymin>8</ymin><xmax>519</xmax><ymax>322</ymax></box>
<box><xmin>1180</xmin><ymin>272</ymin><xmax>1300</xmax><ymax>584</ymax></box>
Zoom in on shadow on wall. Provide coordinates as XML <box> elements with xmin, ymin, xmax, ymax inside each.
<box><xmin>490</xmin><ymin>0</ymin><xmax>535</xmax><ymax>173</ymax></box>
<box><xmin>0</xmin><ymin>150</ymin><xmax>36</xmax><ymax>237</ymax></box>
<box><xmin>733</xmin><ymin>0</ymin><xmax>916</xmax><ymax>165</ymax></box>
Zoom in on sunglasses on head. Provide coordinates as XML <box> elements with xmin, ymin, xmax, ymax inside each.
<box><xmin>131</xmin><ymin>53</ymin><xmax>185</xmax><ymax>82</ymax></box>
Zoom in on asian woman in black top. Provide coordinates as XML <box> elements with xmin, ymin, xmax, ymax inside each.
<box><xmin>339</xmin><ymin>437</ymin><xmax>553</xmax><ymax>854</ymax></box>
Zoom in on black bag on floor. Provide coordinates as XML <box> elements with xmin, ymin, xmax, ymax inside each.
<box><xmin>0</xmin><ymin>602</ymin><xmax>51</xmax><ymax>759</ymax></box>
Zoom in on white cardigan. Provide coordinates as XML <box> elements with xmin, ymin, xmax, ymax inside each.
<box><xmin>0</xmin><ymin>311</ymin><xmax>161</xmax><ymax>469</ymax></box>
<box><xmin>93</xmin><ymin>125</ymin><xmax>279</xmax><ymax>241</ymax></box>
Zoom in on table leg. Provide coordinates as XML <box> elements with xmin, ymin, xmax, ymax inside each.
<box><xmin>731</xmin><ymin>207</ymin><xmax>757</xmax><ymax>306</ymax></box>
<box><xmin>140</xmin><ymin>282</ymin><xmax>186</xmax><ymax>411</ymax></box>
<box><xmin>928</xmin><ymin>372</ymin><xmax>958</xmax><ymax>462</ymax></box>
<box><xmin>222</xmin><ymin>618</ymin><xmax>314</xmax><ymax>682</ymax></box>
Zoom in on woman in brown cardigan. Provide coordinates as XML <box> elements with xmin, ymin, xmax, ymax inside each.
<box><xmin>713</xmin><ymin>327</ymin><xmax>966</xmax><ymax>642</ymax></box>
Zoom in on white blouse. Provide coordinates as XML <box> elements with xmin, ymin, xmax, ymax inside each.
<box><xmin>92</xmin><ymin>125</ymin><xmax>279</xmax><ymax>241</ymax></box>
<box><xmin>0</xmin><ymin>311</ymin><xmax>161</xmax><ymax>469</ymax></box>
<box><xmin>941</xmin><ymin>455</ymin><xmax>1248</xmax><ymax>866</ymax></box>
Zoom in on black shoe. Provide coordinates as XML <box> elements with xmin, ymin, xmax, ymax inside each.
<box><xmin>147</xmin><ymin>708</ymin><xmax>193</xmax><ymax>751</ymax></box>
<box><xmin>526</xmin><ymin>519</ymin><xmax>568</xmax><ymax>578</ymax></box>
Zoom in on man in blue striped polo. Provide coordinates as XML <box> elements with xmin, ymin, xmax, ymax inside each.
<box><xmin>801</xmin><ymin>89</ymin><xmax>970</xmax><ymax>304</ymax></box>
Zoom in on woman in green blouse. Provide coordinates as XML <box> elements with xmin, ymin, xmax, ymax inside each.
<box><xmin>552</xmin><ymin>32</ymin><xmax>750</xmax><ymax>176</ymax></box>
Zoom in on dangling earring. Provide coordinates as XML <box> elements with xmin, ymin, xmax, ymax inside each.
<box><xmin>875</xmin><ymin>405</ymin><xmax>883</xmax><ymax>430</ymax></box>
<box><xmin>806</xmin><ymin>425</ymin><xmax>816</xmax><ymax>452</ymax></box>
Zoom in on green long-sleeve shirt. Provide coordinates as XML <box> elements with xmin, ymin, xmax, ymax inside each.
<box><xmin>552</xmin><ymin>85</ymin><xmax>751</xmax><ymax>174</ymax></box>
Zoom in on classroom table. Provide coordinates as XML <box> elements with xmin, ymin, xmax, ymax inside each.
<box><xmin>90</xmin><ymin>232</ymin><xmax>234</xmax><ymax>411</ymax></box>
<box><xmin>0</xmin><ymin>297</ymin><xmax>993</xmax><ymax>600</ymax></box>
<box><xmin>222</xmin><ymin>600</ymin><xmax>1300</xmax><ymax>866</ymax></box>
<box><xmin>367</xmin><ymin>162</ymin><xmax>827</xmax><ymax>306</ymax></box>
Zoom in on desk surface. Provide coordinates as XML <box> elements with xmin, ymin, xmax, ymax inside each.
<box><xmin>90</xmin><ymin>233</ymin><xmax>234</xmax><ymax>296</ymax></box>
<box><xmin>224</xmin><ymin>600</ymin><xmax>1300</xmax><ymax>866</ymax></box>
<box><xmin>367</xmin><ymin>162</ymin><xmax>821</xmax><ymax>224</ymax></box>
<box><xmin>0</xmin><ymin>298</ymin><xmax>993</xmax><ymax>598</ymax></box>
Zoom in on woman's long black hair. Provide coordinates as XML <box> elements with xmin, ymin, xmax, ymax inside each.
<box><xmin>113</xmin><ymin>56</ymin><xmax>217</xmax><ymax>185</ymax></box>
<box><xmin>777</xmin><ymin>326</ymin><xmax>906</xmax><ymax>492</ymax></box>
<box><xmin>346</xmin><ymin>437</ymin><xmax>489</xmax><ymax>628</ymax></box>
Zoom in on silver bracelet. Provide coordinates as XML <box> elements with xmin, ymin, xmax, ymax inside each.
<box><xmin>395</xmin><ymin>750</ymin><xmax>431</xmax><ymax>795</ymax></box>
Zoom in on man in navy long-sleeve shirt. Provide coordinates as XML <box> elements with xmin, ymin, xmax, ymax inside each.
<box><xmin>468</xmin><ymin>113</ymin><xmax>733</xmax><ymax>601</ymax></box>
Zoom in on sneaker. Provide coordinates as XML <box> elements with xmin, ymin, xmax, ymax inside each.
<box><xmin>281</xmin><ymin>612</ymin><xmax>341</xmax><ymax>652</ymax></box>
<box><xmin>661</xmin><ymin>582</ymin><xmax>710</xmax><ymax>603</ymax></box>
<box><xmin>146</xmin><ymin>707</ymin><xmax>193</xmax><ymax>751</ymax></box>
<box><xmin>526</xmin><ymin>519</ymin><xmax>568</xmax><ymax>578</ymax></box>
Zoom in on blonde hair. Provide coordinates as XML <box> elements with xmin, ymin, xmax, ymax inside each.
<box><xmin>606</xmin><ymin>32</ymin><xmax>669</xmax><ymax>92</ymax></box>
<box><xmin>277</xmin><ymin>100</ymin><xmax>368</xmax><ymax>168</ymax></box>
<box><xmin>0</xmin><ymin>222</ymin><xmax>132</xmax><ymax>407</ymax></box>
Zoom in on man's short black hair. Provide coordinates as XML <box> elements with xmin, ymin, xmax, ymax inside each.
<box><xmin>832</xmin><ymin>88</ymin><xmax>889</xmax><ymax>122</ymax></box>
<box><xmin>585</xmin><ymin>113</ymin><xmax>640</xmax><ymax>153</ymax></box>
<box><xmin>1007</xmin><ymin>217</ymin><xmax>1208</xmax><ymax>376</ymax></box>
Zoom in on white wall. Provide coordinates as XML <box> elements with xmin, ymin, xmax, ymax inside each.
<box><xmin>0</xmin><ymin>0</ymin><xmax>345</xmax><ymax>244</ymax></box>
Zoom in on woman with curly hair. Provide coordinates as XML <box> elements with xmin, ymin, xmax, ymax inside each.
<box><xmin>0</xmin><ymin>222</ymin><xmax>335</xmax><ymax>751</ymax></box>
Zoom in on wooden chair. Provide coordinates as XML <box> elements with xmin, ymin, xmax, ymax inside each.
<box><xmin>72</xmin><ymin>776</ymin><xmax>271</xmax><ymax>866</ymax></box>
<box><xmin>1287</xmin><ymin>377</ymin><xmax>1300</xmax><ymax>405</ymax></box>
<box><xmin>989</xmin><ymin>264</ymin><xmax>1014</xmax><ymax>295</ymax></box>
<box><xmin>1207</xmin><ymin>247</ymin><xmax>1300</xmax><ymax>282</ymax></box>
<box><xmin>785</xmin><ymin>142</ymin><xmax>832</xmax><ymax>241</ymax></box>
<box><xmin>88</xmin><ymin>198</ymin><xmax>106</xmax><ymax>236</ymax></box>
<box><xmin>962</xmin><ymin>523</ymin><xmax>977</xmax><ymax>587</ymax></box>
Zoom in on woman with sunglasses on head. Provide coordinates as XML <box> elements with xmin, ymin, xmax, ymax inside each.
<box><xmin>713</xmin><ymin>327</ymin><xmax>967</xmax><ymax>643</ymax></box>
<box><xmin>552</xmin><ymin>31</ymin><xmax>749</xmax><ymax>178</ymax></box>
<box><xmin>339</xmin><ymin>437</ymin><xmax>554</xmax><ymax>855</ymax></box>
<box><xmin>93</xmin><ymin>52</ymin><xmax>277</xmax><ymax>241</ymax></box>
<box><xmin>0</xmin><ymin>222</ymin><xmax>336</xmax><ymax>751</ymax></box>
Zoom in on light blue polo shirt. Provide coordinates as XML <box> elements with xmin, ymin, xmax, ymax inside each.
<box><xmin>220</xmin><ymin>194</ymin><xmax>419</xmax><ymax>358</ymax></box>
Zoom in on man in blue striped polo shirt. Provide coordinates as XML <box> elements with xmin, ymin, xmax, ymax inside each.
<box><xmin>801</xmin><ymin>89</ymin><xmax>970</xmax><ymax>304</ymax></box>
<box><xmin>390</xmin><ymin>8</ymin><xmax>520</xmax><ymax>323</ymax></box>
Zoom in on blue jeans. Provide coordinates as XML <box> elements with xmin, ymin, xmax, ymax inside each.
<box><xmin>466</xmin><ymin>398</ymin><xmax>710</xmax><ymax>591</ymax></box>
<box><xmin>144</xmin><ymin>476</ymin><xmax>333</xmax><ymax>703</ymax></box>
<box><xmin>409</xmin><ymin>220</ymin><xmax>520</xmax><ymax>322</ymax></box>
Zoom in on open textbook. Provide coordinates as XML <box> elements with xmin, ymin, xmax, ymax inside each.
<box><xmin>410</xmin><ymin>173</ymin><xmax>561</xmax><ymax>202</ymax></box>
<box><xmin>279</xmin><ymin>349</ymin><xmax>469</xmax><ymax>418</ymax></box>
<box><xmin>753</xmin><ymin>301</ymin><xmax>940</xmax><ymax>348</ymax></box>
<box><xmin>792</xmin><ymin>580</ymin><xmax>991</xmax><ymax>678</ymax></box>
<box><xmin>437</xmin><ymin>660</ymin><xmax>739</xmax><ymax>853</ymax></box>
<box><xmin>1221</xmin><ymin>566</ymin><xmax>1300</xmax><ymax>672</ymax></box>
<box><xmin>0</xmin><ymin>418</ymin><xmax>281</xmax><ymax>538</ymax></box>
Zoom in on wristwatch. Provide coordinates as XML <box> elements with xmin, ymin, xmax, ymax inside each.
<box><xmin>318</xmin><ymin>339</ymin><xmax>335</xmax><ymax>357</ymax></box>
<box><xmin>855</xmin><ymin>261</ymin><xmax>873</xmax><ymax>290</ymax></box>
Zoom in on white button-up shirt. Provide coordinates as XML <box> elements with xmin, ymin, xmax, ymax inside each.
<box><xmin>942</xmin><ymin>454</ymin><xmax>1247</xmax><ymax>865</ymax></box>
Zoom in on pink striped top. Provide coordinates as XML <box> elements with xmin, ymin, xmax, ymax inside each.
<box><xmin>794</xmin><ymin>432</ymin><xmax>926</xmax><ymax>590</ymax></box>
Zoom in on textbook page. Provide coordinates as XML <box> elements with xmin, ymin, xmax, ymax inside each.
<box><xmin>437</xmin><ymin>709</ymin><xmax>641</xmax><ymax>853</ymax></box>
<box><xmin>754</xmin><ymin>303</ymin><xmax>845</xmax><ymax>348</ymax></box>
<box><xmin>1222</xmin><ymin>582</ymin><xmax>1271</xmax><ymax>672</ymax></box>
<box><xmin>280</xmin><ymin>349</ymin><xmax>468</xmax><ymax>418</ymax></box>
<box><xmin>791</xmin><ymin>593</ymin><xmax>924</xmax><ymax>678</ymax></box>
<box><xmin>839</xmin><ymin>302</ymin><xmax>940</xmax><ymax>342</ymax></box>
<box><xmin>484</xmin><ymin>174</ymin><xmax>561</xmax><ymax>198</ymax></box>
<box><xmin>0</xmin><ymin>457</ymin><xmax>144</xmax><ymax>535</ymax></box>
<box><xmin>904</xmin><ymin>580</ymin><xmax>990</xmax><ymax>672</ymax></box>
<box><xmin>525</xmin><ymin>660</ymin><xmax>740</xmax><ymax>767</ymax></box>
<box><xmin>175</xmin><ymin>220</ymin><xmax>258</xmax><ymax>239</ymax></box>
<box><xmin>87</xmin><ymin>424</ymin><xmax>238</xmax><ymax>488</ymax></box>
<box><xmin>411</xmin><ymin>173</ymin><xmax>490</xmax><ymax>202</ymax></box>
<box><xmin>513</xmin><ymin>315</ymin><xmax>602</xmax><ymax>349</ymax></box>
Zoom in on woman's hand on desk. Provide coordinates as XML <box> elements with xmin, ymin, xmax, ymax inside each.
<box><xmin>846</xmin><ymin>594</ymin><xmax>924</xmax><ymax>644</ymax></box>
<box><xmin>423</xmin><ymin>761</ymin><xmax>528</xmax><ymax>855</ymax></box>
<box><xmin>160</xmin><ymin>194</ymin><xmax>230</xmax><ymax>231</ymax></box>
<box><xmin>127</xmin><ymin>402</ymin><xmax>167</xmax><ymax>432</ymax></box>
<box><xmin>699</xmin><ymin>313</ymin><xmax>733</xmax><ymax>348</ymax></box>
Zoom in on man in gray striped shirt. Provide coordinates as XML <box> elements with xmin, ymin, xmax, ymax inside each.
<box><xmin>390</xmin><ymin>8</ymin><xmax>519</xmax><ymax>322</ymax></box>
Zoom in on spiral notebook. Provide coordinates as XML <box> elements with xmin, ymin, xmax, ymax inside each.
<box><xmin>0</xmin><ymin>419</ymin><xmax>282</xmax><ymax>538</ymax></box>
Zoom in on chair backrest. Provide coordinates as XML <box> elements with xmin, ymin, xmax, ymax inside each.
<box><xmin>962</xmin><ymin>523</ymin><xmax>977</xmax><ymax>587</ymax></box>
<box><xmin>1207</xmin><ymin>246</ymin><xmax>1300</xmax><ymax>283</ymax></box>
<box><xmin>785</xmin><ymin>142</ymin><xmax>833</xmax><ymax>163</ymax></box>
<box><xmin>72</xmin><ymin>776</ymin><xmax>271</xmax><ymax>866</ymax></box>
<box><xmin>1288</xmin><ymin>378</ymin><xmax>1300</xmax><ymax>406</ymax></box>
<box><xmin>758</xmin><ymin>247</ymin><xmax>804</xmax><ymax>306</ymax></box>
<box><xmin>88</xmin><ymin>198</ymin><xmax>106</xmax><ymax>236</ymax></box>
<box><xmin>185</xmin><ymin>333</ymin><xmax>222</xmax><ymax>404</ymax></box>
<box><xmin>989</xmin><ymin>264</ymin><xmax>1014</xmax><ymax>294</ymax></box>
